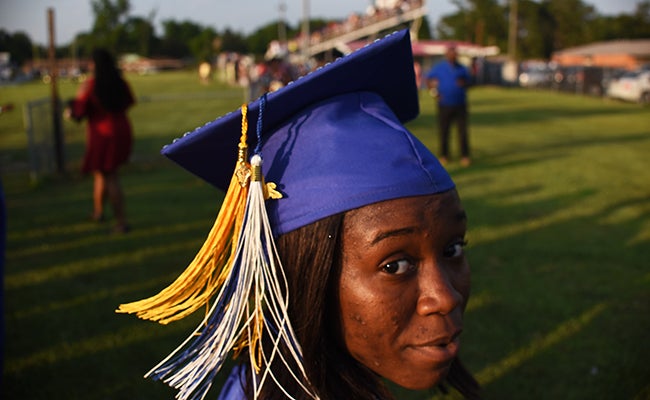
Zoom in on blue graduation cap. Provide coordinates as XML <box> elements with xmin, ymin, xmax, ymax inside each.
<box><xmin>163</xmin><ymin>29</ymin><xmax>454</xmax><ymax>236</ymax></box>
<box><xmin>120</xmin><ymin>29</ymin><xmax>455</xmax><ymax>400</ymax></box>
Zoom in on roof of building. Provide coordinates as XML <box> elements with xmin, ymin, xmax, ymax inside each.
<box><xmin>554</xmin><ymin>39</ymin><xmax>650</xmax><ymax>56</ymax></box>
<box><xmin>346</xmin><ymin>39</ymin><xmax>500</xmax><ymax>57</ymax></box>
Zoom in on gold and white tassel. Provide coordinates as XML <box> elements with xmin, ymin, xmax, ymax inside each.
<box><xmin>116</xmin><ymin>106</ymin><xmax>252</xmax><ymax>324</ymax></box>
<box><xmin>143</xmin><ymin>97</ymin><xmax>319</xmax><ymax>400</ymax></box>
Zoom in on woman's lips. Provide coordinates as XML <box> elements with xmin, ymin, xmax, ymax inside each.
<box><xmin>408</xmin><ymin>330</ymin><xmax>461</xmax><ymax>365</ymax></box>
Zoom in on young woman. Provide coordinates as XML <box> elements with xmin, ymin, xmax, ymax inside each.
<box><xmin>119</xmin><ymin>29</ymin><xmax>480</xmax><ymax>399</ymax></box>
<box><xmin>67</xmin><ymin>48</ymin><xmax>134</xmax><ymax>233</ymax></box>
<box><xmin>245</xmin><ymin>190</ymin><xmax>478</xmax><ymax>399</ymax></box>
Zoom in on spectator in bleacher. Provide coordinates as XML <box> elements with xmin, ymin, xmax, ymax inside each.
<box><xmin>65</xmin><ymin>48</ymin><xmax>135</xmax><ymax>233</ymax></box>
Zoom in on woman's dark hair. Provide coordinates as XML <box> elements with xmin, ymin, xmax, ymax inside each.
<box><xmin>91</xmin><ymin>48</ymin><xmax>131</xmax><ymax>112</ymax></box>
<box><xmin>248</xmin><ymin>212</ymin><xmax>481</xmax><ymax>399</ymax></box>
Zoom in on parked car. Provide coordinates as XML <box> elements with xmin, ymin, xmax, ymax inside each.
<box><xmin>551</xmin><ymin>65</ymin><xmax>578</xmax><ymax>92</ymax></box>
<box><xmin>606</xmin><ymin>70</ymin><xmax>650</xmax><ymax>104</ymax></box>
<box><xmin>518</xmin><ymin>61</ymin><xmax>553</xmax><ymax>88</ymax></box>
<box><xmin>578</xmin><ymin>66</ymin><xmax>613</xmax><ymax>97</ymax></box>
<box><xmin>551</xmin><ymin>65</ymin><xmax>619</xmax><ymax>97</ymax></box>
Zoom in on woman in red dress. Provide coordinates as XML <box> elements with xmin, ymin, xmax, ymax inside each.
<box><xmin>67</xmin><ymin>48</ymin><xmax>134</xmax><ymax>233</ymax></box>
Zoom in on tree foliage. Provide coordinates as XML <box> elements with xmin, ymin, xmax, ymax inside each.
<box><xmin>90</xmin><ymin>0</ymin><xmax>131</xmax><ymax>52</ymax></box>
<box><xmin>0</xmin><ymin>30</ymin><xmax>33</xmax><ymax>65</ymax></box>
<box><xmin>590</xmin><ymin>1</ymin><xmax>650</xmax><ymax>41</ymax></box>
<box><xmin>516</xmin><ymin>0</ymin><xmax>555</xmax><ymax>59</ymax></box>
<box><xmin>122</xmin><ymin>15</ymin><xmax>157</xmax><ymax>56</ymax></box>
<box><xmin>545</xmin><ymin>0</ymin><xmax>598</xmax><ymax>49</ymax></box>
<box><xmin>438</xmin><ymin>0</ymin><xmax>650</xmax><ymax>60</ymax></box>
<box><xmin>159</xmin><ymin>19</ymin><xmax>205</xmax><ymax>58</ymax></box>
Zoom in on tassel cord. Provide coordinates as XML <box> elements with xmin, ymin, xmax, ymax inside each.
<box><xmin>118</xmin><ymin>103</ymin><xmax>251</xmax><ymax>325</ymax></box>
<box><xmin>243</xmin><ymin>164</ymin><xmax>319</xmax><ymax>399</ymax></box>
<box><xmin>146</xmin><ymin>247</ymin><xmax>255</xmax><ymax>400</ymax></box>
<box><xmin>117</xmin><ymin>173</ymin><xmax>247</xmax><ymax>324</ymax></box>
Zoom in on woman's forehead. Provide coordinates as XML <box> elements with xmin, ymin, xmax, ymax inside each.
<box><xmin>343</xmin><ymin>191</ymin><xmax>463</xmax><ymax>231</ymax></box>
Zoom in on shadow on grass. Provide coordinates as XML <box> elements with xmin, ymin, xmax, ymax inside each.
<box><xmin>469</xmin><ymin>104</ymin><xmax>640</xmax><ymax>126</ymax></box>
<box><xmin>3</xmin><ymin>89</ymin><xmax>649</xmax><ymax>400</ymax></box>
<box><xmin>3</xmin><ymin>162</ymin><xmax>236</xmax><ymax>400</ymax></box>
<box><xmin>484</xmin><ymin>131</ymin><xmax>648</xmax><ymax>160</ymax></box>
<box><xmin>9</xmin><ymin>164</ymin><xmax>647</xmax><ymax>400</ymax></box>
<box><xmin>455</xmin><ymin>177</ymin><xmax>649</xmax><ymax>399</ymax></box>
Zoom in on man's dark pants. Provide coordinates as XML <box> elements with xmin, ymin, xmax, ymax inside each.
<box><xmin>437</xmin><ymin>103</ymin><xmax>469</xmax><ymax>159</ymax></box>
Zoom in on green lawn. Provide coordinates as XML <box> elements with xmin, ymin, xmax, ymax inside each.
<box><xmin>2</xmin><ymin>72</ymin><xmax>649</xmax><ymax>399</ymax></box>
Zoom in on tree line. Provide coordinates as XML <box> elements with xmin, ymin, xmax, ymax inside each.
<box><xmin>1</xmin><ymin>0</ymin><xmax>649</xmax><ymax>67</ymax></box>
<box><xmin>438</xmin><ymin>0</ymin><xmax>650</xmax><ymax>60</ymax></box>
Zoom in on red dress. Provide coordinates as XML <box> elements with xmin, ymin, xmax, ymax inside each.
<box><xmin>71</xmin><ymin>77</ymin><xmax>135</xmax><ymax>173</ymax></box>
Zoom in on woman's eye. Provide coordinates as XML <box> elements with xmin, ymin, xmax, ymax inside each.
<box><xmin>444</xmin><ymin>240</ymin><xmax>468</xmax><ymax>258</ymax></box>
<box><xmin>381</xmin><ymin>259</ymin><xmax>414</xmax><ymax>275</ymax></box>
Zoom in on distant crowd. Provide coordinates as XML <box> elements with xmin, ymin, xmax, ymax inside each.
<box><xmin>213</xmin><ymin>0</ymin><xmax>425</xmax><ymax>99</ymax></box>
<box><xmin>299</xmin><ymin>0</ymin><xmax>423</xmax><ymax>47</ymax></box>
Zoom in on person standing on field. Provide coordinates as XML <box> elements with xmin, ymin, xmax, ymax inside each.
<box><xmin>66</xmin><ymin>48</ymin><xmax>135</xmax><ymax>233</ymax></box>
<box><xmin>426</xmin><ymin>45</ymin><xmax>472</xmax><ymax>167</ymax></box>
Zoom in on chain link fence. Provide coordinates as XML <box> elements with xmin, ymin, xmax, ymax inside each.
<box><xmin>23</xmin><ymin>97</ymin><xmax>62</xmax><ymax>182</ymax></box>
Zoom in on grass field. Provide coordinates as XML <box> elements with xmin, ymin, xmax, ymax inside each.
<box><xmin>1</xmin><ymin>71</ymin><xmax>649</xmax><ymax>399</ymax></box>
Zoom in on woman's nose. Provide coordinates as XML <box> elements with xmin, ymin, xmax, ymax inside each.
<box><xmin>416</xmin><ymin>263</ymin><xmax>463</xmax><ymax>316</ymax></box>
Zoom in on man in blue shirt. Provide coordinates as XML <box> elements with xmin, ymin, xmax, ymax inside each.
<box><xmin>426</xmin><ymin>45</ymin><xmax>472</xmax><ymax>166</ymax></box>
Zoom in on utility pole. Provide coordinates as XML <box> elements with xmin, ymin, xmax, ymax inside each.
<box><xmin>301</xmin><ymin>0</ymin><xmax>310</xmax><ymax>59</ymax></box>
<box><xmin>48</xmin><ymin>8</ymin><xmax>65</xmax><ymax>174</ymax></box>
<box><xmin>502</xmin><ymin>0</ymin><xmax>519</xmax><ymax>84</ymax></box>
<box><xmin>508</xmin><ymin>0</ymin><xmax>518</xmax><ymax>61</ymax></box>
<box><xmin>278</xmin><ymin>1</ymin><xmax>287</xmax><ymax>44</ymax></box>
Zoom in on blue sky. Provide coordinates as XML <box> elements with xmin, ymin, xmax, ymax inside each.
<box><xmin>0</xmin><ymin>0</ymin><xmax>643</xmax><ymax>46</ymax></box>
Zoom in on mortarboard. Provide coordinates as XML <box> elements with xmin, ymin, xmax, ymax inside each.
<box><xmin>118</xmin><ymin>29</ymin><xmax>454</xmax><ymax>400</ymax></box>
<box><xmin>162</xmin><ymin>29</ymin><xmax>453</xmax><ymax>235</ymax></box>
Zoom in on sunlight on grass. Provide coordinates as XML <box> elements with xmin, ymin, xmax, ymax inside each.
<box><xmin>4</xmin><ymin>321</ymin><xmax>190</xmax><ymax>375</ymax></box>
<box><xmin>11</xmin><ymin>275</ymin><xmax>179</xmax><ymax>320</ymax></box>
<box><xmin>469</xmin><ymin>201</ymin><xmax>598</xmax><ymax>245</ymax></box>
<box><xmin>5</xmin><ymin>239</ymin><xmax>202</xmax><ymax>290</ymax></box>
<box><xmin>7</xmin><ymin>224</ymin><xmax>121</xmax><ymax>258</ymax></box>
<box><xmin>8</xmin><ymin>218</ymin><xmax>211</xmax><ymax>259</ymax></box>
<box><xmin>597</xmin><ymin>200</ymin><xmax>650</xmax><ymax>246</ymax></box>
<box><xmin>630</xmin><ymin>225</ymin><xmax>650</xmax><ymax>246</ymax></box>
<box><xmin>475</xmin><ymin>302</ymin><xmax>607</xmax><ymax>385</ymax></box>
<box><xmin>465</xmin><ymin>291</ymin><xmax>494</xmax><ymax>312</ymax></box>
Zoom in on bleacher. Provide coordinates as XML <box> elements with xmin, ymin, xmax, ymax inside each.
<box><xmin>296</xmin><ymin>0</ymin><xmax>427</xmax><ymax>57</ymax></box>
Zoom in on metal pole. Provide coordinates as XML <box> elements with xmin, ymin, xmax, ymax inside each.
<box><xmin>278</xmin><ymin>2</ymin><xmax>287</xmax><ymax>44</ymax></box>
<box><xmin>301</xmin><ymin>0</ymin><xmax>310</xmax><ymax>59</ymax></box>
<box><xmin>48</xmin><ymin>8</ymin><xmax>65</xmax><ymax>174</ymax></box>
<box><xmin>508</xmin><ymin>0</ymin><xmax>518</xmax><ymax>61</ymax></box>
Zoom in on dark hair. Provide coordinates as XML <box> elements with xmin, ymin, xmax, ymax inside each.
<box><xmin>92</xmin><ymin>48</ymin><xmax>132</xmax><ymax>112</ymax></box>
<box><xmin>246</xmin><ymin>213</ymin><xmax>481</xmax><ymax>399</ymax></box>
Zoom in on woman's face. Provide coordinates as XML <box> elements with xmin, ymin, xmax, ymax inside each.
<box><xmin>339</xmin><ymin>190</ymin><xmax>470</xmax><ymax>390</ymax></box>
